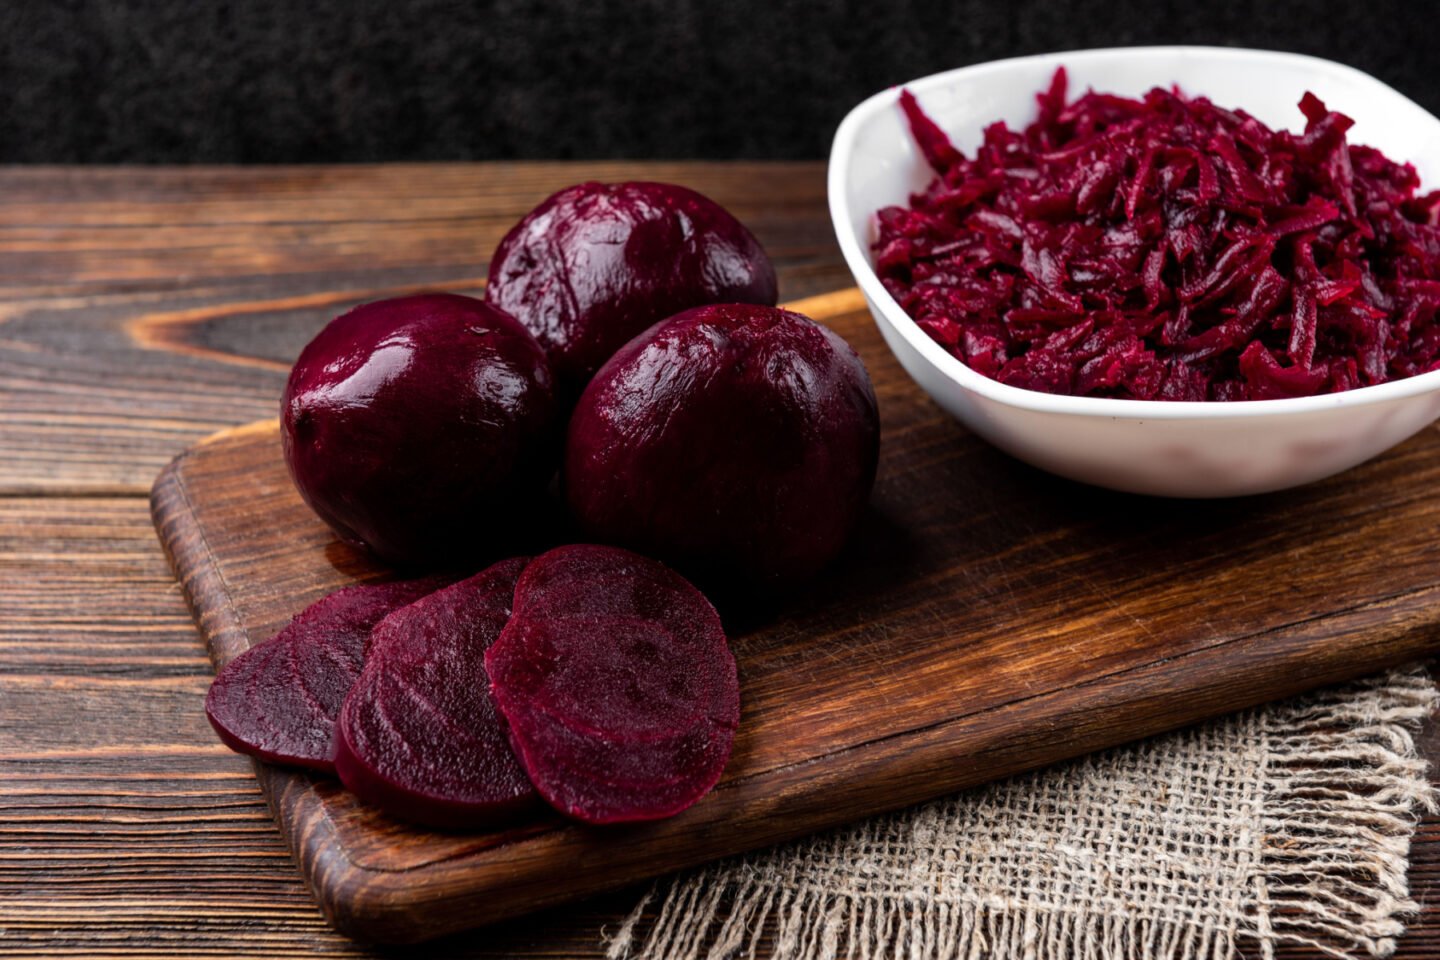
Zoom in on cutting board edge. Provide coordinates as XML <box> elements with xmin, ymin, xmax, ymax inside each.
<box><xmin>152</xmin><ymin>441</ymin><xmax>408</xmax><ymax>941</ymax></box>
<box><xmin>153</xmin><ymin>437</ymin><xmax>359</xmax><ymax>937</ymax></box>
<box><xmin>152</xmin><ymin>438</ymin><xmax>263</xmax><ymax>670</ymax></box>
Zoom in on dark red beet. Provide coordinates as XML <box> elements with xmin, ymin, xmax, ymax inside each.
<box><xmin>486</xmin><ymin>181</ymin><xmax>778</xmax><ymax>389</ymax></box>
<box><xmin>282</xmin><ymin>293</ymin><xmax>556</xmax><ymax>567</ymax></box>
<box><xmin>334</xmin><ymin>557</ymin><xmax>540</xmax><ymax>830</ymax></box>
<box><xmin>204</xmin><ymin>578</ymin><xmax>445</xmax><ymax>773</ymax></box>
<box><xmin>485</xmin><ymin>545</ymin><xmax>739</xmax><ymax>825</ymax></box>
<box><xmin>877</xmin><ymin>72</ymin><xmax>1440</xmax><ymax>401</ymax></box>
<box><xmin>565</xmin><ymin>303</ymin><xmax>880</xmax><ymax>587</ymax></box>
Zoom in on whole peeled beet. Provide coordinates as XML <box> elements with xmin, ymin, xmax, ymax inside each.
<box><xmin>565</xmin><ymin>303</ymin><xmax>880</xmax><ymax>587</ymax></box>
<box><xmin>486</xmin><ymin>181</ymin><xmax>778</xmax><ymax>389</ymax></box>
<box><xmin>282</xmin><ymin>293</ymin><xmax>556</xmax><ymax>567</ymax></box>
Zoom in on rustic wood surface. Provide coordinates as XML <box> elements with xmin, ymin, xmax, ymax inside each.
<box><xmin>2</xmin><ymin>163</ymin><xmax>1438</xmax><ymax>957</ymax></box>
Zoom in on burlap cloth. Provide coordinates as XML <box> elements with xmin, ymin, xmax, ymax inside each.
<box><xmin>609</xmin><ymin>666</ymin><xmax>1437</xmax><ymax>960</ymax></box>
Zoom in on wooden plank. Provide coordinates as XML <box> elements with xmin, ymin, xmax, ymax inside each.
<box><xmin>151</xmin><ymin>288</ymin><xmax>1440</xmax><ymax>944</ymax></box>
<box><xmin>0</xmin><ymin>164</ymin><xmax>836</xmax><ymax>286</ymax></box>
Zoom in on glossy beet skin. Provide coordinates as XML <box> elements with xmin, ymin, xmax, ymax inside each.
<box><xmin>486</xmin><ymin>545</ymin><xmax>739</xmax><ymax>824</ymax></box>
<box><xmin>566</xmin><ymin>304</ymin><xmax>880</xmax><ymax>587</ymax></box>
<box><xmin>282</xmin><ymin>294</ymin><xmax>556</xmax><ymax>567</ymax></box>
<box><xmin>486</xmin><ymin>181</ymin><xmax>779</xmax><ymax>389</ymax></box>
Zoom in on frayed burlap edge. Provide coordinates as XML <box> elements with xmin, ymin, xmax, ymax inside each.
<box><xmin>607</xmin><ymin>666</ymin><xmax>1437</xmax><ymax>960</ymax></box>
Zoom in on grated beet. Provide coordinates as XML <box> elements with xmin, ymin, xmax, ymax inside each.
<box><xmin>876</xmin><ymin>70</ymin><xmax>1440</xmax><ymax>401</ymax></box>
<box><xmin>204</xmin><ymin>577</ymin><xmax>448</xmax><ymax>773</ymax></box>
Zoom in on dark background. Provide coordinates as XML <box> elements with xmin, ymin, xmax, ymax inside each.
<box><xmin>1</xmin><ymin>0</ymin><xmax>1435</xmax><ymax>163</ymax></box>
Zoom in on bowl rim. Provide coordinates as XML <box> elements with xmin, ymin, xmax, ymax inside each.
<box><xmin>827</xmin><ymin>45</ymin><xmax>1440</xmax><ymax>422</ymax></box>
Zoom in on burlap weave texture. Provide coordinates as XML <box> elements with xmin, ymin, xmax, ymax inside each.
<box><xmin>611</xmin><ymin>666</ymin><xmax>1437</xmax><ymax>960</ymax></box>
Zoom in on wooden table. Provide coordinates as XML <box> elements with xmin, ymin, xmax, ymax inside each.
<box><xmin>2</xmin><ymin>163</ymin><xmax>1436</xmax><ymax>958</ymax></box>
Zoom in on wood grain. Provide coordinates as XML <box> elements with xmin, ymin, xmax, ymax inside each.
<box><xmin>152</xmin><ymin>288</ymin><xmax>1440</xmax><ymax>943</ymax></box>
<box><xmin>3</xmin><ymin>162</ymin><xmax>1438</xmax><ymax>959</ymax></box>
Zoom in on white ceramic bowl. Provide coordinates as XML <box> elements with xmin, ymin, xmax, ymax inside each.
<box><xmin>829</xmin><ymin>46</ymin><xmax>1440</xmax><ymax>497</ymax></box>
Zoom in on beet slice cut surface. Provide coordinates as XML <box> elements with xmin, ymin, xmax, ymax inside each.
<box><xmin>334</xmin><ymin>557</ymin><xmax>540</xmax><ymax>830</ymax></box>
<box><xmin>486</xmin><ymin>544</ymin><xmax>739</xmax><ymax>825</ymax></box>
<box><xmin>204</xmin><ymin>577</ymin><xmax>446</xmax><ymax>773</ymax></box>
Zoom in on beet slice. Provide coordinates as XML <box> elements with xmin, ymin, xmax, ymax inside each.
<box><xmin>486</xmin><ymin>545</ymin><xmax>739</xmax><ymax>824</ymax></box>
<box><xmin>204</xmin><ymin>577</ymin><xmax>446</xmax><ymax>773</ymax></box>
<box><xmin>334</xmin><ymin>557</ymin><xmax>540</xmax><ymax>830</ymax></box>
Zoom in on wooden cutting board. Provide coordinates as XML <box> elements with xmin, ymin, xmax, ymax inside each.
<box><xmin>151</xmin><ymin>287</ymin><xmax>1440</xmax><ymax>945</ymax></box>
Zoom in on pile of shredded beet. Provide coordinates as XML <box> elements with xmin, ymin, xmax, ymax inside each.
<box><xmin>875</xmin><ymin>69</ymin><xmax>1440</xmax><ymax>400</ymax></box>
